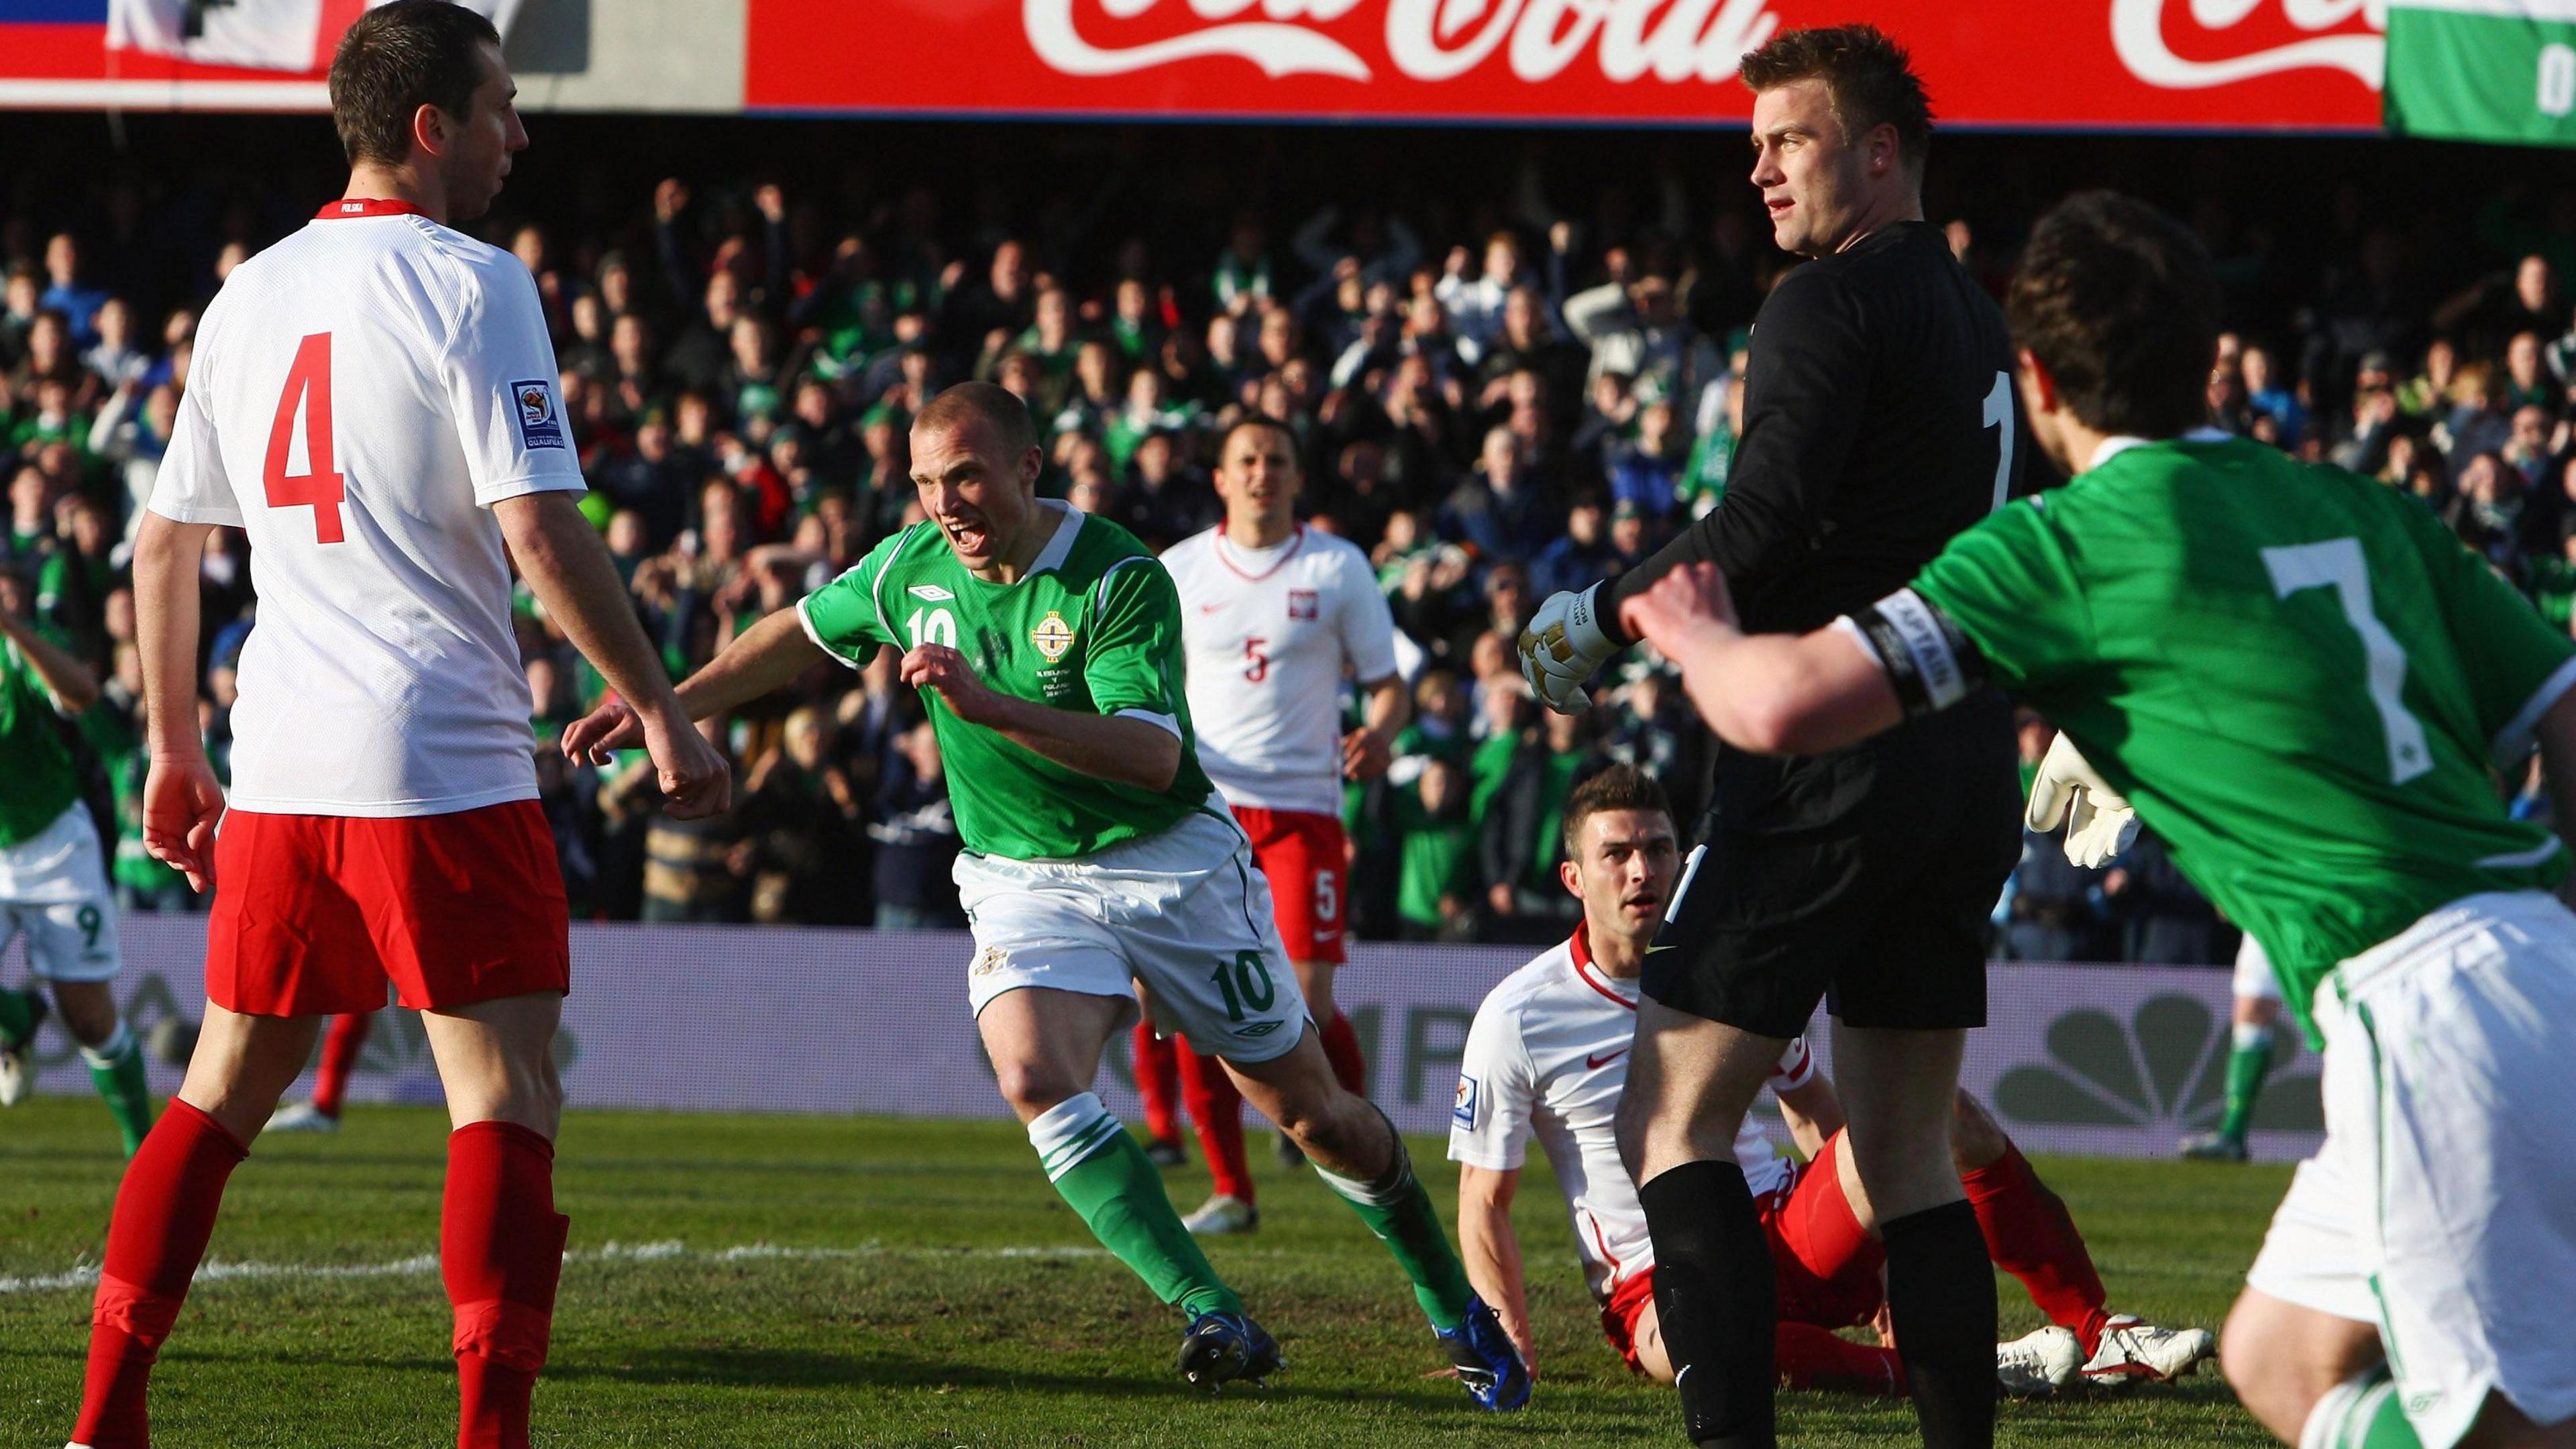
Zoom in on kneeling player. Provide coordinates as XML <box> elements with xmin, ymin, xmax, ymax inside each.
<box><xmin>1449</xmin><ymin>766</ymin><xmax>2215</xmax><ymax>1395</ymax></box>
<box><xmin>0</xmin><ymin>584</ymin><xmax>154</xmax><ymax>1157</ymax></box>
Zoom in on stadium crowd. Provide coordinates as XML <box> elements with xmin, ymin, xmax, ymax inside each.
<box><xmin>5</xmin><ymin>135</ymin><xmax>2573</xmax><ymax>959</ymax></box>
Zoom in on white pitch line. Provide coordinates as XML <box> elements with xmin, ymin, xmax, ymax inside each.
<box><xmin>0</xmin><ymin>1239</ymin><xmax>1110</xmax><ymax>1297</ymax></box>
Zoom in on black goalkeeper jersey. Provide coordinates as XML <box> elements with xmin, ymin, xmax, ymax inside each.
<box><xmin>1610</xmin><ymin>219</ymin><xmax>2025</xmax><ymax>636</ymax></box>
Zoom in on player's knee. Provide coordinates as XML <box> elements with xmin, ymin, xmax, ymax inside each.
<box><xmin>50</xmin><ymin>981</ymin><xmax>119</xmax><ymax>1047</ymax></box>
<box><xmin>1945</xmin><ymin>1091</ymin><xmax>2009</xmax><ymax>1169</ymax></box>
<box><xmin>989</xmin><ymin>1059</ymin><xmax>1081</xmax><ymax>1120</ymax></box>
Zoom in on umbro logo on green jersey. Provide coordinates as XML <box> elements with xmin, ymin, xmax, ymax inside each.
<box><xmin>908</xmin><ymin>584</ymin><xmax>957</xmax><ymax>602</ymax></box>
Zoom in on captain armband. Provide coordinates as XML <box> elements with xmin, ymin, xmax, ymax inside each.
<box><xmin>1831</xmin><ymin>588</ymin><xmax>1986</xmax><ymax>718</ymax></box>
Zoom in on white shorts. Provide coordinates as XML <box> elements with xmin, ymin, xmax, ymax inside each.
<box><xmin>955</xmin><ymin>808</ymin><xmax>1309</xmax><ymax>1065</ymax></box>
<box><xmin>2245</xmin><ymin>892</ymin><xmax>2576</xmax><ymax>1448</ymax></box>
<box><xmin>0</xmin><ymin>802</ymin><xmax>121</xmax><ymax>985</ymax></box>
<box><xmin>2233</xmin><ymin>932</ymin><xmax>2283</xmax><ymax>1003</ymax></box>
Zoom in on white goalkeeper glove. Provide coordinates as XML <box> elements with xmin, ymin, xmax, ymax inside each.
<box><xmin>2025</xmin><ymin>733</ymin><xmax>2139</xmax><ymax>868</ymax></box>
<box><xmin>1517</xmin><ymin>583</ymin><xmax>1619</xmax><ymax>714</ymax></box>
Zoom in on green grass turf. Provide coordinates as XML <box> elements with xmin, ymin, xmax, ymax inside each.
<box><xmin>1</xmin><ymin>1097</ymin><xmax>2292</xmax><ymax>1447</ymax></box>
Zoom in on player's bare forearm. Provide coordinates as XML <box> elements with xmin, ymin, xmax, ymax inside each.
<box><xmin>1773</xmin><ymin>1075</ymin><xmax>1844</xmax><ymax>1160</ymax></box>
<box><xmin>1363</xmin><ymin>673</ymin><xmax>1411</xmax><ymax>745</ymax></box>
<box><xmin>986</xmin><ymin>694</ymin><xmax>1183</xmax><ymax>793</ymax></box>
<box><xmin>497</xmin><ymin>492</ymin><xmax>687</xmax><ymax>723</ymax></box>
<box><xmin>673</xmin><ymin>608</ymin><xmax>831</xmax><ymax>722</ymax></box>
<box><xmin>1674</xmin><ymin>627</ymin><xmax>1903</xmax><ymax>756</ymax></box>
<box><xmin>2532</xmin><ymin>688</ymin><xmax>2576</xmax><ymax>908</ymax></box>
<box><xmin>0</xmin><ymin>608</ymin><xmax>99</xmax><ymax>714</ymax></box>
<box><xmin>133</xmin><ymin>511</ymin><xmax>213</xmax><ymax>760</ymax></box>
<box><xmin>1457</xmin><ymin>1166</ymin><xmax>1534</xmax><ymax>1359</ymax></box>
<box><xmin>900</xmin><ymin>643</ymin><xmax>1183</xmax><ymax>792</ymax></box>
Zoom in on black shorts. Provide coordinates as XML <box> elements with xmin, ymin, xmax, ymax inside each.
<box><xmin>1641</xmin><ymin>689</ymin><xmax>2022</xmax><ymax>1038</ymax></box>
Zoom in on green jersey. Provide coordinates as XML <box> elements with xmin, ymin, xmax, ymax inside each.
<box><xmin>1907</xmin><ymin>435</ymin><xmax>2576</xmax><ymax>1036</ymax></box>
<box><xmin>798</xmin><ymin>503</ymin><xmax>1216</xmax><ymax>861</ymax></box>
<box><xmin>0</xmin><ymin>627</ymin><xmax>83</xmax><ymax>848</ymax></box>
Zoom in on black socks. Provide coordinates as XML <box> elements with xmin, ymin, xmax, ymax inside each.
<box><xmin>1881</xmin><ymin>1198</ymin><xmax>1997</xmax><ymax>1449</ymax></box>
<box><xmin>1638</xmin><ymin>1159</ymin><xmax>1776</xmax><ymax>1449</ymax></box>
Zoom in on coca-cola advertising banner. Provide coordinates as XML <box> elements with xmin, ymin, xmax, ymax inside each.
<box><xmin>745</xmin><ymin>0</ymin><xmax>2386</xmax><ymax>130</ymax></box>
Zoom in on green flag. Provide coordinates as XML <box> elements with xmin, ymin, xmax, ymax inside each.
<box><xmin>2385</xmin><ymin>0</ymin><xmax>2576</xmax><ymax>147</ymax></box>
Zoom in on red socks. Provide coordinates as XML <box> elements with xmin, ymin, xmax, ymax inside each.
<box><xmin>442</xmin><ymin>1121</ymin><xmax>570</xmax><ymax>1449</ymax></box>
<box><xmin>1318</xmin><ymin>1010</ymin><xmax>1367</xmax><ymax>1095</ymax></box>
<box><xmin>1175</xmin><ymin>1048</ymin><xmax>1254</xmax><ymax>1203</ymax></box>
<box><xmin>1961</xmin><ymin>1144</ymin><xmax>2110</xmax><ymax>1353</ymax></box>
<box><xmin>312</xmin><ymin>1012</ymin><xmax>373</xmax><ymax>1119</ymax></box>
<box><xmin>1775</xmin><ymin>1321</ymin><xmax>1904</xmax><ymax>1395</ymax></box>
<box><xmin>76</xmin><ymin>1099</ymin><xmax>249</xmax><ymax>1448</ymax></box>
<box><xmin>1130</xmin><ymin>1022</ymin><xmax>1180</xmax><ymax>1144</ymax></box>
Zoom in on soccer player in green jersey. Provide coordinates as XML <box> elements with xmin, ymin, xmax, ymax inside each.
<box><xmin>564</xmin><ymin>382</ymin><xmax>1531</xmax><ymax>1407</ymax></box>
<box><xmin>0</xmin><ymin>568</ymin><xmax>155</xmax><ymax>1155</ymax></box>
<box><xmin>1615</xmin><ymin>193</ymin><xmax>2576</xmax><ymax>1449</ymax></box>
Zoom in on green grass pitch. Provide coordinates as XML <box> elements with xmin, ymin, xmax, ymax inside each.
<box><xmin>2</xmin><ymin>1099</ymin><xmax>2290</xmax><ymax>1447</ymax></box>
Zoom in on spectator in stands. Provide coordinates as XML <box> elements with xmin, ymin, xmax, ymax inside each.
<box><xmin>871</xmin><ymin>719</ymin><xmax>961</xmax><ymax>930</ymax></box>
<box><xmin>39</xmin><ymin>233</ymin><xmax>107</xmax><ymax>347</ymax></box>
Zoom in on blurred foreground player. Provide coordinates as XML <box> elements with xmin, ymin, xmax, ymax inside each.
<box><xmin>69</xmin><ymin>8</ymin><xmax>729</xmax><ymax>1448</ymax></box>
<box><xmin>1517</xmin><ymin>26</ymin><xmax>2023</xmax><ymax>1448</ymax></box>
<box><xmin>0</xmin><ymin>572</ymin><xmax>154</xmax><ymax>1156</ymax></box>
<box><xmin>1450</xmin><ymin>767</ymin><xmax>2214</xmax><ymax>1396</ymax></box>
<box><xmin>1148</xmin><ymin>415</ymin><xmax>1410</xmax><ymax>1233</ymax></box>
<box><xmin>564</xmin><ymin>383</ymin><xmax>1528</xmax><ymax>1407</ymax></box>
<box><xmin>1623</xmin><ymin>192</ymin><xmax>2576</xmax><ymax>1449</ymax></box>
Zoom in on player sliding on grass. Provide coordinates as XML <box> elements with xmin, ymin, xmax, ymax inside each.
<box><xmin>564</xmin><ymin>381</ymin><xmax>1530</xmax><ymax>1408</ymax></box>
<box><xmin>1616</xmin><ymin>193</ymin><xmax>2576</xmax><ymax>1449</ymax></box>
<box><xmin>1449</xmin><ymin>766</ymin><xmax>2215</xmax><ymax>1398</ymax></box>
<box><xmin>64</xmin><ymin>8</ymin><xmax>731</xmax><ymax>1448</ymax></box>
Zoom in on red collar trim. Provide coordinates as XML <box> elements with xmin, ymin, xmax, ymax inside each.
<box><xmin>1568</xmin><ymin>925</ymin><xmax>1637</xmax><ymax>1011</ymax></box>
<box><xmin>317</xmin><ymin>199</ymin><xmax>428</xmax><ymax>221</ymax></box>
<box><xmin>1215</xmin><ymin>525</ymin><xmax>1306</xmax><ymax>582</ymax></box>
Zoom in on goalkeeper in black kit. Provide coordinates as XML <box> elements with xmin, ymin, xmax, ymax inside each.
<box><xmin>1514</xmin><ymin>25</ymin><xmax>2096</xmax><ymax>1449</ymax></box>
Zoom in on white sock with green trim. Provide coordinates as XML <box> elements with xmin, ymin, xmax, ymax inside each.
<box><xmin>2300</xmin><ymin>1365</ymin><xmax>2420</xmax><ymax>1449</ymax></box>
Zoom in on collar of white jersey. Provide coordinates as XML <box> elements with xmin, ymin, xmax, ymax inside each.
<box><xmin>1214</xmin><ymin>524</ymin><xmax>1307</xmax><ymax>581</ymax></box>
<box><xmin>2086</xmin><ymin>426</ymin><xmax>2233</xmax><ymax>474</ymax></box>
<box><xmin>317</xmin><ymin>198</ymin><xmax>428</xmax><ymax>221</ymax></box>
<box><xmin>1567</xmin><ymin>924</ymin><xmax>1638</xmax><ymax>1010</ymax></box>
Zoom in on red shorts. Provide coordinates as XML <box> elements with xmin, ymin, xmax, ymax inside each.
<box><xmin>1232</xmin><ymin>806</ymin><xmax>1346</xmax><ymax>965</ymax></box>
<box><xmin>208</xmin><ymin>801</ymin><xmax>570</xmax><ymax>1017</ymax></box>
<box><xmin>1764</xmin><ymin>1134</ymin><xmax>1888</xmax><ymax>1330</ymax></box>
<box><xmin>1600</xmin><ymin>1267</ymin><xmax>1662</xmax><ymax>1371</ymax></box>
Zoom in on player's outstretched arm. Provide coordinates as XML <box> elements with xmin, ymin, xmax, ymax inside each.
<box><xmin>0</xmin><ymin>606</ymin><xmax>100</xmax><ymax>714</ymax></box>
<box><xmin>561</xmin><ymin>608</ymin><xmax>833</xmax><ymax>765</ymax></box>
<box><xmin>1620</xmin><ymin>563</ymin><xmax>1902</xmax><ymax>757</ymax></box>
<box><xmin>132</xmin><ymin>511</ymin><xmax>225</xmax><ymax>891</ymax></box>
<box><xmin>900</xmin><ymin>643</ymin><xmax>1183</xmax><ymax>792</ymax></box>
<box><xmin>498</xmin><ymin>492</ymin><xmax>730</xmax><ymax>818</ymax></box>
<box><xmin>1456</xmin><ymin>1165</ymin><xmax>1538</xmax><ymax>1371</ymax></box>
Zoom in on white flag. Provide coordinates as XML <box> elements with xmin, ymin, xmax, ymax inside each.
<box><xmin>108</xmin><ymin>0</ymin><xmax>522</xmax><ymax>74</ymax></box>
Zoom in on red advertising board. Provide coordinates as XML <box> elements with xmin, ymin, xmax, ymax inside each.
<box><xmin>746</xmin><ymin>0</ymin><xmax>2385</xmax><ymax>131</ymax></box>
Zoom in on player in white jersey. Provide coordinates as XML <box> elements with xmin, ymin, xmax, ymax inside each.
<box><xmin>1148</xmin><ymin>416</ymin><xmax>1410</xmax><ymax>1232</ymax></box>
<box><xmin>1449</xmin><ymin>766</ymin><xmax>2216</xmax><ymax>1394</ymax></box>
<box><xmin>66</xmin><ymin>9</ymin><xmax>726</xmax><ymax>1449</ymax></box>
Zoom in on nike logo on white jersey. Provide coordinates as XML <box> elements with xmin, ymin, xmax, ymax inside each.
<box><xmin>1587</xmin><ymin>1047</ymin><xmax>1629</xmax><ymax>1069</ymax></box>
<box><xmin>1198</xmin><ymin>602</ymin><xmax>1228</xmax><ymax>614</ymax></box>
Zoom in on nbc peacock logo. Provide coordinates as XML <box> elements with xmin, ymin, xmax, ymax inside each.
<box><xmin>1993</xmin><ymin>994</ymin><xmax>2320</xmax><ymax>1133</ymax></box>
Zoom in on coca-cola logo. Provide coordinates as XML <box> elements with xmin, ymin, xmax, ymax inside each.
<box><xmin>1024</xmin><ymin>0</ymin><xmax>2386</xmax><ymax>93</ymax></box>
<box><xmin>1024</xmin><ymin>0</ymin><xmax>1783</xmax><ymax>85</ymax></box>
<box><xmin>2110</xmin><ymin>0</ymin><xmax>2384</xmax><ymax>91</ymax></box>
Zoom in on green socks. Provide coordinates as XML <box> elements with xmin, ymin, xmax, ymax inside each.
<box><xmin>1310</xmin><ymin>1112</ymin><xmax>1474</xmax><ymax>1331</ymax></box>
<box><xmin>82</xmin><ymin>1020</ymin><xmax>156</xmax><ymax>1157</ymax></box>
<box><xmin>2217</xmin><ymin>1023</ymin><xmax>2276</xmax><ymax>1143</ymax></box>
<box><xmin>0</xmin><ymin>987</ymin><xmax>40</xmax><ymax>1044</ymax></box>
<box><xmin>1030</xmin><ymin>1093</ymin><xmax>1241</xmax><ymax>1318</ymax></box>
<box><xmin>2305</xmin><ymin>1366</ymin><xmax>2420</xmax><ymax>1449</ymax></box>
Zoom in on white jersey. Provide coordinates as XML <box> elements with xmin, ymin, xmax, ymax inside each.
<box><xmin>150</xmin><ymin>200</ymin><xmax>584</xmax><ymax>817</ymax></box>
<box><xmin>1448</xmin><ymin>926</ymin><xmax>1814</xmax><ymax>1305</ymax></box>
<box><xmin>1163</xmin><ymin>525</ymin><xmax>1397</xmax><ymax>817</ymax></box>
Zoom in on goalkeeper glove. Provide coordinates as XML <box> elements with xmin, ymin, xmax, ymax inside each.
<box><xmin>2025</xmin><ymin>733</ymin><xmax>2139</xmax><ymax>868</ymax></box>
<box><xmin>1517</xmin><ymin>583</ymin><xmax>1618</xmax><ymax>713</ymax></box>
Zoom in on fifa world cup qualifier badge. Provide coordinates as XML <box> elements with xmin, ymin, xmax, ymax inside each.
<box><xmin>1454</xmin><ymin>1074</ymin><xmax>1479</xmax><ymax>1127</ymax></box>
<box><xmin>512</xmin><ymin>379</ymin><xmax>566</xmax><ymax>449</ymax></box>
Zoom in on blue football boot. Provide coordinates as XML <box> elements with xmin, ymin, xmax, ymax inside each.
<box><xmin>1435</xmin><ymin>1295</ymin><xmax>1532</xmax><ymax>1410</ymax></box>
